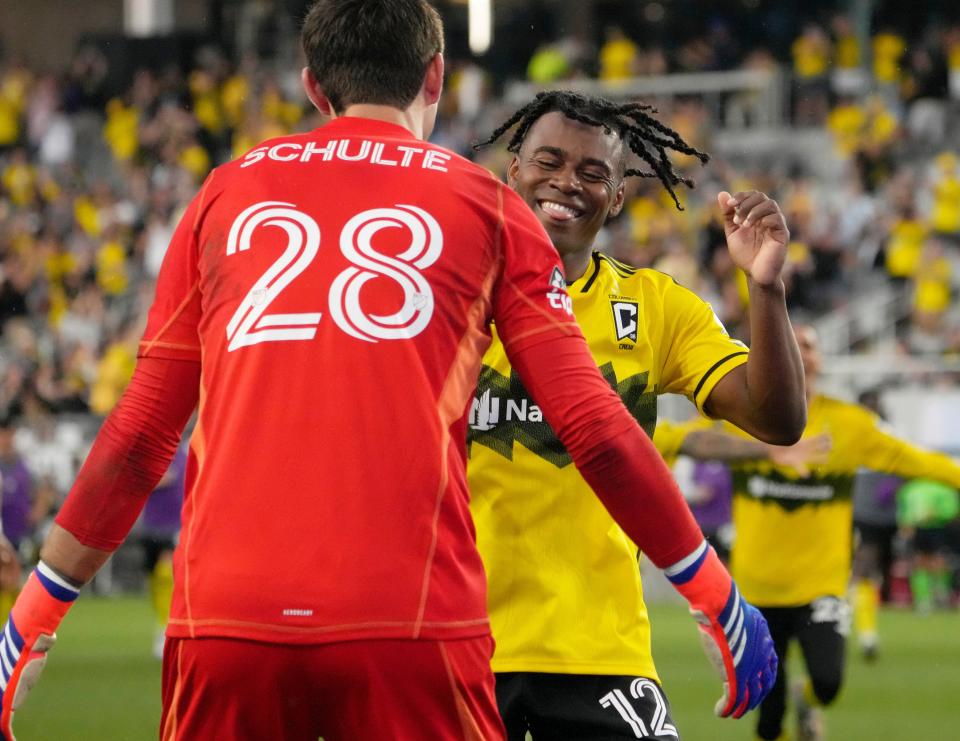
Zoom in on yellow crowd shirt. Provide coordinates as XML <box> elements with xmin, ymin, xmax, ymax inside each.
<box><xmin>885</xmin><ymin>218</ymin><xmax>926</xmax><ymax>278</ymax></box>
<box><xmin>467</xmin><ymin>253</ymin><xmax>748</xmax><ymax>677</ymax></box>
<box><xmin>873</xmin><ymin>32</ymin><xmax>906</xmax><ymax>84</ymax></box>
<box><xmin>834</xmin><ymin>33</ymin><xmax>861</xmax><ymax>70</ymax></box>
<box><xmin>792</xmin><ymin>34</ymin><xmax>830</xmax><ymax>79</ymax></box>
<box><xmin>726</xmin><ymin>394</ymin><xmax>960</xmax><ymax>607</ymax></box>
<box><xmin>931</xmin><ymin>173</ymin><xmax>960</xmax><ymax>235</ymax></box>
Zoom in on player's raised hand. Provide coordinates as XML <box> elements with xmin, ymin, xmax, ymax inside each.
<box><xmin>665</xmin><ymin>542</ymin><xmax>777</xmax><ymax>718</ymax></box>
<box><xmin>768</xmin><ymin>433</ymin><xmax>832</xmax><ymax>476</ymax></box>
<box><xmin>0</xmin><ymin>562</ymin><xmax>79</xmax><ymax>741</ymax></box>
<box><xmin>718</xmin><ymin>190</ymin><xmax>790</xmax><ymax>287</ymax></box>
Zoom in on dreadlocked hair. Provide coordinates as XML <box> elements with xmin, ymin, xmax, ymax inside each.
<box><xmin>475</xmin><ymin>90</ymin><xmax>709</xmax><ymax>210</ymax></box>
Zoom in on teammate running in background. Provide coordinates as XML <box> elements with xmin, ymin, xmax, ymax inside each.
<box><xmin>0</xmin><ymin>413</ymin><xmax>39</xmax><ymax>622</ymax></box>
<box><xmin>654</xmin><ymin>419</ymin><xmax>829</xmax><ymax>473</ymax></box>
<box><xmin>655</xmin><ymin>419</ymin><xmax>830</xmax><ymax>561</ymax></box>
<box><xmin>850</xmin><ymin>388</ymin><xmax>902</xmax><ymax>661</ymax></box>
<box><xmin>0</xmin><ymin>4</ymin><xmax>777</xmax><ymax>739</ymax></box>
<box><xmin>721</xmin><ymin>325</ymin><xmax>960</xmax><ymax>741</ymax></box>
<box><xmin>139</xmin><ymin>443</ymin><xmax>187</xmax><ymax>659</ymax></box>
<box><xmin>469</xmin><ymin>90</ymin><xmax>805</xmax><ymax>739</ymax></box>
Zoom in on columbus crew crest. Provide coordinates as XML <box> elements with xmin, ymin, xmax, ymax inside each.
<box><xmin>611</xmin><ymin>300</ymin><xmax>639</xmax><ymax>343</ymax></box>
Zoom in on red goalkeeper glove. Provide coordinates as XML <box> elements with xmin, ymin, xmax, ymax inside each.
<box><xmin>665</xmin><ymin>541</ymin><xmax>777</xmax><ymax>718</ymax></box>
<box><xmin>0</xmin><ymin>562</ymin><xmax>80</xmax><ymax>741</ymax></box>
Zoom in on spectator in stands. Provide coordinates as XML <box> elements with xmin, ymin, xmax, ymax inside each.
<box><xmin>872</xmin><ymin>26</ymin><xmax>907</xmax><ymax>101</ymax></box>
<box><xmin>829</xmin><ymin>14</ymin><xmax>866</xmax><ymax>98</ymax></box>
<box><xmin>138</xmin><ymin>442</ymin><xmax>187</xmax><ymax>659</ymax></box>
<box><xmin>791</xmin><ymin>22</ymin><xmax>831</xmax><ymax>125</ymax></box>
<box><xmin>927</xmin><ymin>151</ymin><xmax>960</xmax><ymax>242</ymax></box>
<box><xmin>598</xmin><ymin>26</ymin><xmax>639</xmax><ymax>81</ymax></box>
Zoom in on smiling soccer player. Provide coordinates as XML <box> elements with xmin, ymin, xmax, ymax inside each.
<box><xmin>469</xmin><ymin>90</ymin><xmax>805</xmax><ymax>739</ymax></box>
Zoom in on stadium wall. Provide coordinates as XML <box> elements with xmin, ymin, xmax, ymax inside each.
<box><xmin>0</xmin><ymin>0</ymin><xmax>207</xmax><ymax>69</ymax></box>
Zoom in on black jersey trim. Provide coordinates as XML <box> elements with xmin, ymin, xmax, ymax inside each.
<box><xmin>602</xmin><ymin>253</ymin><xmax>639</xmax><ymax>276</ymax></box>
<box><xmin>579</xmin><ymin>252</ymin><xmax>603</xmax><ymax>293</ymax></box>
<box><xmin>693</xmin><ymin>351</ymin><xmax>749</xmax><ymax>403</ymax></box>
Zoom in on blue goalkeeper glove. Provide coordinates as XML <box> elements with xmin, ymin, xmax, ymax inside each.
<box><xmin>665</xmin><ymin>542</ymin><xmax>777</xmax><ymax>718</ymax></box>
<box><xmin>0</xmin><ymin>561</ymin><xmax>80</xmax><ymax>741</ymax></box>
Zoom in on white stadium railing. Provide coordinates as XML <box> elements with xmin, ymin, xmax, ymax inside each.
<box><xmin>503</xmin><ymin>68</ymin><xmax>787</xmax><ymax>128</ymax></box>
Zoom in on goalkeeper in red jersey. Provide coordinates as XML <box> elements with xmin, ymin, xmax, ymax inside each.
<box><xmin>0</xmin><ymin>3</ymin><xmax>782</xmax><ymax>739</ymax></box>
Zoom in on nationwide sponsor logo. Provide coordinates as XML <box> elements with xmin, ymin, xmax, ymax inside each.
<box><xmin>546</xmin><ymin>267</ymin><xmax>573</xmax><ymax>315</ymax></box>
<box><xmin>611</xmin><ymin>300</ymin><xmax>639</xmax><ymax>344</ymax></box>
<box><xmin>733</xmin><ymin>470</ymin><xmax>851</xmax><ymax>511</ymax></box>
<box><xmin>746</xmin><ymin>476</ymin><xmax>835</xmax><ymax>501</ymax></box>
<box><xmin>469</xmin><ymin>388</ymin><xmax>543</xmax><ymax>430</ymax></box>
<box><xmin>470</xmin><ymin>388</ymin><xmax>500</xmax><ymax>431</ymax></box>
<box><xmin>468</xmin><ymin>363</ymin><xmax>657</xmax><ymax>467</ymax></box>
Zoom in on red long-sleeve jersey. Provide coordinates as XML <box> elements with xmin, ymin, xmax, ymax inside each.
<box><xmin>57</xmin><ymin>117</ymin><xmax>702</xmax><ymax>645</ymax></box>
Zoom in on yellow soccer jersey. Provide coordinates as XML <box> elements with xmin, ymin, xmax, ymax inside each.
<box><xmin>467</xmin><ymin>252</ymin><xmax>748</xmax><ymax>678</ymax></box>
<box><xmin>726</xmin><ymin>394</ymin><xmax>960</xmax><ymax>607</ymax></box>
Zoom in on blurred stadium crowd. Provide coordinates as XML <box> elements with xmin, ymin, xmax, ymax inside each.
<box><xmin>0</xmin><ymin>1</ymin><xmax>959</xmax><ymax>602</ymax></box>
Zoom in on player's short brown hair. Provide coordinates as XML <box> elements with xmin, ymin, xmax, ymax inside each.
<box><xmin>301</xmin><ymin>0</ymin><xmax>444</xmax><ymax>113</ymax></box>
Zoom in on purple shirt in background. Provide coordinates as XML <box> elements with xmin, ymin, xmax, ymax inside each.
<box><xmin>141</xmin><ymin>446</ymin><xmax>187</xmax><ymax>537</ymax></box>
<box><xmin>688</xmin><ymin>461</ymin><xmax>733</xmax><ymax>532</ymax></box>
<box><xmin>1</xmin><ymin>457</ymin><xmax>33</xmax><ymax>548</ymax></box>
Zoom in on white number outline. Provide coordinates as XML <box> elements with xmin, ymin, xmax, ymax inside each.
<box><xmin>225</xmin><ymin>201</ymin><xmax>322</xmax><ymax>351</ymax></box>
<box><xmin>630</xmin><ymin>678</ymin><xmax>679</xmax><ymax>739</ymax></box>
<box><xmin>599</xmin><ymin>679</ymin><xmax>679</xmax><ymax>739</ymax></box>
<box><xmin>328</xmin><ymin>205</ymin><xmax>442</xmax><ymax>342</ymax></box>
<box><xmin>225</xmin><ymin>202</ymin><xmax>443</xmax><ymax>351</ymax></box>
<box><xmin>599</xmin><ymin>689</ymin><xmax>648</xmax><ymax>738</ymax></box>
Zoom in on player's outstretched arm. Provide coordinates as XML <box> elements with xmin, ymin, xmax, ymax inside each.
<box><xmin>0</xmin><ymin>356</ymin><xmax>199</xmax><ymax>738</ymax></box>
<box><xmin>680</xmin><ymin>429</ymin><xmax>831</xmax><ymax>475</ymax></box>
<box><xmin>665</xmin><ymin>541</ymin><xmax>777</xmax><ymax>718</ymax></box>
<box><xmin>705</xmin><ymin>191</ymin><xmax>805</xmax><ymax>445</ymax></box>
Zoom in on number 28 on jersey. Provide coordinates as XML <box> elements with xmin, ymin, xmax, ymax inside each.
<box><xmin>224</xmin><ymin>201</ymin><xmax>444</xmax><ymax>350</ymax></box>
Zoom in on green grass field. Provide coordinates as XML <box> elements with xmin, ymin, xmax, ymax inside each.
<box><xmin>12</xmin><ymin>597</ymin><xmax>960</xmax><ymax>739</ymax></box>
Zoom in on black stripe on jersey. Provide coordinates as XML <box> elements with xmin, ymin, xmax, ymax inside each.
<box><xmin>579</xmin><ymin>252</ymin><xmax>603</xmax><ymax>293</ymax></box>
<box><xmin>693</xmin><ymin>351</ymin><xmax>748</xmax><ymax>403</ymax></box>
<box><xmin>598</xmin><ymin>253</ymin><xmax>639</xmax><ymax>279</ymax></box>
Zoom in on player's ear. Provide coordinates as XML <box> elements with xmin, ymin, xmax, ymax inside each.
<box><xmin>301</xmin><ymin>67</ymin><xmax>334</xmax><ymax>116</ymax></box>
<box><xmin>422</xmin><ymin>53</ymin><xmax>444</xmax><ymax>106</ymax></box>
<box><xmin>607</xmin><ymin>181</ymin><xmax>626</xmax><ymax>218</ymax></box>
<box><xmin>507</xmin><ymin>155</ymin><xmax>521</xmax><ymax>187</ymax></box>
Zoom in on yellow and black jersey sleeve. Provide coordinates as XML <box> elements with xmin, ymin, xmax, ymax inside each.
<box><xmin>656</xmin><ymin>277</ymin><xmax>748</xmax><ymax>412</ymax></box>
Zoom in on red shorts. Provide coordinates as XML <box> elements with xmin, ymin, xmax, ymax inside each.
<box><xmin>160</xmin><ymin>635</ymin><xmax>505</xmax><ymax>740</ymax></box>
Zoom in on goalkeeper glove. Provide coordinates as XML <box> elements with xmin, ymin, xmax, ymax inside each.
<box><xmin>665</xmin><ymin>541</ymin><xmax>777</xmax><ymax>718</ymax></box>
<box><xmin>0</xmin><ymin>561</ymin><xmax>80</xmax><ymax>741</ymax></box>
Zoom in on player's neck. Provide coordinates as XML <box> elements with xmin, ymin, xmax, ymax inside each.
<box><xmin>337</xmin><ymin>104</ymin><xmax>426</xmax><ymax>139</ymax></box>
<box><xmin>561</xmin><ymin>247</ymin><xmax>594</xmax><ymax>283</ymax></box>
